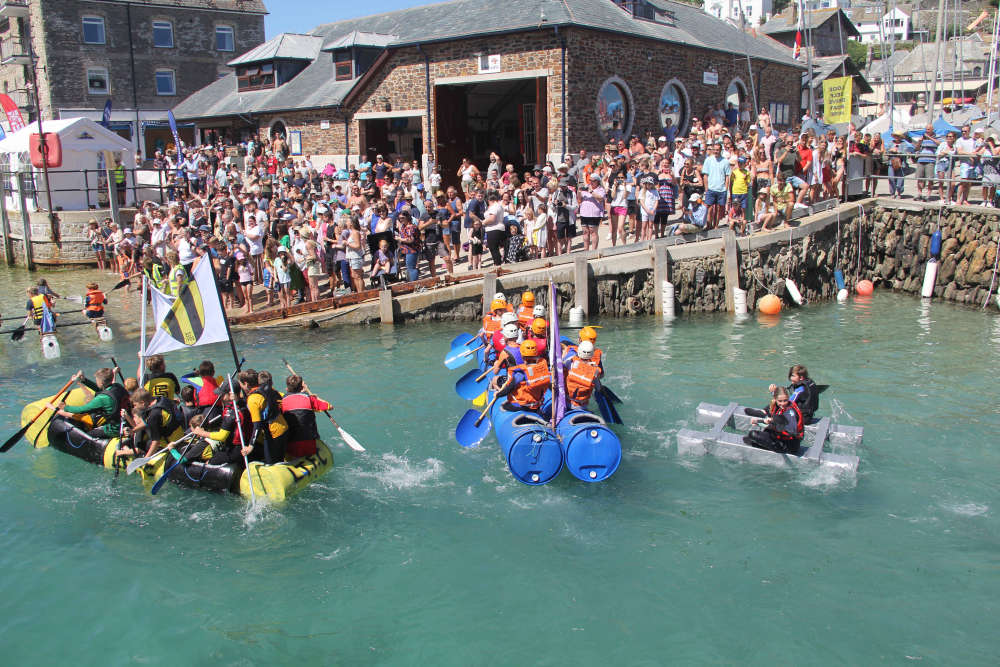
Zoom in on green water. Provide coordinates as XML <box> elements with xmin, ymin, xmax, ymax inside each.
<box><xmin>1</xmin><ymin>266</ymin><xmax>998</xmax><ymax>665</ymax></box>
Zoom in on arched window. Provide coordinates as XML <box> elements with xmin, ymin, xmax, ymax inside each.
<box><xmin>725</xmin><ymin>78</ymin><xmax>746</xmax><ymax>111</ymax></box>
<box><xmin>596</xmin><ymin>77</ymin><xmax>634</xmax><ymax>143</ymax></box>
<box><xmin>659</xmin><ymin>79</ymin><xmax>690</xmax><ymax>135</ymax></box>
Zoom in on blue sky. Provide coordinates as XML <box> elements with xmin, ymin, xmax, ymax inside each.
<box><xmin>264</xmin><ymin>0</ymin><xmax>427</xmax><ymax>37</ymax></box>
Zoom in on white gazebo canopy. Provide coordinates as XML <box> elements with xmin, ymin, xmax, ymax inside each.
<box><xmin>0</xmin><ymin>117</ymin><xmax>135</xmax><ymax>211</ymax></box>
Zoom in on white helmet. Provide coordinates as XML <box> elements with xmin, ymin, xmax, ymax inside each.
<box><xmin>500</xmin><ymin>312</ymin><xmax>518</xmax><ymax>326</ymax></box>
<box><xmin>502</xmin><ymin>323</ymin><xmax>520</xmax><ymax>339</ymax></box>
<box><xmin>577</xmin><ymin>340</ymin><xmax>595</xmax><ymax>360</ymax></box>
<box><xmin>494</xmin><ymin>292</ymin><xmax>507</xmax><ymax>304</ymax></box>
<box><xmin>532</xmin><ymin>304</ymin><xmax>546</xmax><ymax>318</ymax></box>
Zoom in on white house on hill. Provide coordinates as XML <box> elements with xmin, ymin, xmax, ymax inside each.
<box><xmin>853</xmin><ymin>6</ymin><xmax>910</xmax><ymax>44</ymax></box>
<box><xmin>704</xmin><ymin>0</ymin><xmax>772</xmax><ymax>24</ymax></box>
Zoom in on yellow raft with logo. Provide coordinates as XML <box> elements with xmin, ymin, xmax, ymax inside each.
<box><xmin>19</xmin><ymin>391</ymin><xmax>333</xmax><ymax>502</ymax></box>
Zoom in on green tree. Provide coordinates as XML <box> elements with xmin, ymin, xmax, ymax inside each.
<box><xmin>847</xmin><ymin>39</ymin><xmax>868</xmax><ymax>69</ymax></box>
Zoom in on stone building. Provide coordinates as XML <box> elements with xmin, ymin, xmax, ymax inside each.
<box><xmin>0</xmin><ymin>0</ymin><xmax>266</xmax><ymax>159</ymax></box>
<box><xmin>759</xmin><ymin>7</ymin><xmax>860</xmax><ymax>59</ymax></box>
<box><xmin>173</xmin><ymin>0</ymin><xmax>801</xmax><ymax>177</ymax></box>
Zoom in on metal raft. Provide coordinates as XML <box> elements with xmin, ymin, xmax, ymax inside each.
<box><xmin>676</xmin><ymin>402</ymin><xmax>862</xmax><ymax>473</ymax></box>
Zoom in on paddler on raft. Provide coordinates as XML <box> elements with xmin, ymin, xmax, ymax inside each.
<box><xmin>490</xmin><ymin>340</ymin><xmax>551</xmax><ymax>412</ymax></box>
<box><xmin>516</xmin><ymin>291</ymin><xmax>535</xmax><ymax>329</ymax></box>
<box><xmin>187</xmin><ymin>381</ymin><xmax>252</xmax><ymax>466</ymax></box>
<box><xmin>44</xmin><ymin>367</ymin><xmax>131</xmax><ymax>439</ymax></box>
<box><xmin>769</xmin><ymin>364</ymin><xmax>819</xmax><ymax>425</ymax></box>
<box><xmin>564</xmin><ymin>340</ymin><xmax>603</xmax><ymax>409</ymax></box>
<box><xmin>743</xmin><ymin>386</ymin><xmax>804</xmax><ymax>454</ymax></box>
<box><xmin>280</xmin><ymin>374</ymin><xmax>332</xmax><ymax>458</ymax></box>
<box><xmin>239</xmin><ymin>369</ymin><xmax>289</xmax><ymax>464</ymax></box>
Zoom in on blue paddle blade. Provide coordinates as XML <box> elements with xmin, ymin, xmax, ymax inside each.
<box><xmin>602</xmin><ymin>385</ymin><xmax>623</xmax><ymax>404</ymax></box>
<box><xmin>456</xmin><ymin>368</ymin><xmax>491</xmax><ymax>400</ymax></box>
<box><xmin>150</xmin><ymin>456</ymin><xmax>185</xmax><ymax>495</ymax></box>
<box><xmin>475</xmin><ymin>345</ymin><xmax>485</xmax><ymax>367</ymax></box>
<box><xmin>444</xmin><ymin>346</ymin><xmax>477</xmax><ymax>369</ymax></box>
<box><xmin>594</xmin><ymin>388</ymin><xmax>614</xmax><ymax>423</ymax></box>
<box><xmin>451</xmin><ymin>333</ymin><xmax>475</xmax><ymax>348</ymax></box>
<box><xmin>456</xmin><ymin>409</ymin><xmax>491</xmax><ymax>448</ymax></box>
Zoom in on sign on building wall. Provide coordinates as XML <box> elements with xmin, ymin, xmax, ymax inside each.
<box><xmin>320</xmin><ymin>121</ymin><xmax>330</xmax><ymax>130</ymax></box>
<box><xmin>702</xmin><ymin>71</ymin><xmax>719</xmax><ymax>86</ymax></box>
<box><xmin>289</xmin><ymin>130</ymin><xmax>302</xmax><ymax>156</ymax></box>
<box><xmin>822</xmin><ymin>76</ymin><xmax>853</xmax><ymax>124</ymax></box>
<box><xmin>477</xmin><ymin>54</ymin><xmax>501</xmax><ymax>74</ymax></box>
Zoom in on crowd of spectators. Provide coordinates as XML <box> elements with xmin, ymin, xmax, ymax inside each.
<box><xmin>90</xmin><ymin>108</ymin><xmax>1000</xmax><ymax>314</ymax></box>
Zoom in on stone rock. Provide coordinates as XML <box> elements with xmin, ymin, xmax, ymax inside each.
<box><xmin>968</xmin><ymin>245</ymin><xmax>988</xmax><ymax>279</ymax></box>
<box><xmin>941</xmin><ymin>236</ymin><xmax>959</xmax><ymax>258</ymax></box>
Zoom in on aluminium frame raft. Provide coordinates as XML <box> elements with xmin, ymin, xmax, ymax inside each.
<box><xmin>676</xmin><ymin>402</ymin><xmax>862</xmax><ymax>472</ymax></box>
<box><xmin>20</xmin><ymin>389</ymin><xmax>333</xmax><ymax>501</ymax></box>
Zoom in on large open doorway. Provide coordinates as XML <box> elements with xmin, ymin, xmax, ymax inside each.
<box><xmin>434</xmin><ymin>77</ymin><xmax>547</xmax><ymax>186</ymax></box>
<box><xmin>361</xmin><ymin>116</ymin><xmax>424</xmax><ymax>167</ymax></box>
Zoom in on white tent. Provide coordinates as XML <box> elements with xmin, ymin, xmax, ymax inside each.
<box><xmin>0</xmin><ymin>117</ymin><xmax>135</xmax><ymax>211</ymax></box>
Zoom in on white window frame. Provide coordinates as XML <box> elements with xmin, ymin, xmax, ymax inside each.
<box><xmin>155</xmin><ymin>69</ymin><xmax>176</xmax><ymax>96</ymax></box>
<box><xmin>152</xmin><ymin>20</ymin><xmax>174</xmax><ymax>48</ymax></box>
<box><xmin>476</xmin><ymin>54</ymin><xmax>501</xmax><ymax>74</ymax></box>
<box><xmin>215</xmin><ymin>25</ymin><xmax>235</xmax><ymax>52</ymax></box>
<box><xmin>86</xmin><ymin>67</ymin><xmax>110</xmax><ymax>95</ymax></box>
<box><xmin>82</xmin><ymin>16</ymin><xmax>106</xmax><ymax>45</ymax></box>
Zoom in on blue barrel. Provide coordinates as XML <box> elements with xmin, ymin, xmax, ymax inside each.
<box><xmin>834</xmin><ymin>269</ymin><xmax>846</xmax><ymax>291</ymax></box>
<box><xmin>490</xmin><ymin>401</ymin><xmax>563</xmax><ymax>485</ymax></box>
<box><xmin>556</xmin><ymin>409</ymin><xmax>621</xmax><ymax>482</ymax></box>
<box><xmin>930</xmin><ymin>229</ymin><xmax>942</xmax><ymax>258</ymax></box>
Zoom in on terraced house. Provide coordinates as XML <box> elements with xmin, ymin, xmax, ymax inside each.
<box><xmin>0</xmin><ymin>0</ymin><xmax>266</xmax><ymax>160</ymax></box>
<box><xmin>173</xmin><ymin>0</ymin><xmax>802</xmax><ymax>175</ymax></box>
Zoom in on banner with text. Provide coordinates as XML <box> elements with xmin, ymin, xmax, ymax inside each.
<box><xmin>822</xmin><ymin>76</ymin><xmax>853</xmax><ymax>125</ymax></box>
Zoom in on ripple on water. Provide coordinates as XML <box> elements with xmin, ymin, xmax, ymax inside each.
<box><xmin>353</xmin><ymin>452</ymin><xmax>449</xmax><ymax>492</ymax></box>
<box><xmin>939</xmin><ymin>501</ymin><xmax>990</xmax><ymax>517</ymax></box>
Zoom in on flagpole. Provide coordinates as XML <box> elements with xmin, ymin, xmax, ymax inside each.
<box><xmin>205</xmin><ymin>255</ymin><xmax>242</xmax><ymax>370</ymax></box>
<box><xmin>138</xmin><ymin>274</ymin><xmax>148</xmax><ymax>380</ymax></box>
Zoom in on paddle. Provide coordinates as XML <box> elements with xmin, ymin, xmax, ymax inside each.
<box><xmin>124</xmin><ymin>416</ymin><xmax>219</xmax><ymax>475</ymax></box>
<box><xmin>1</xmin><ymin>376</ymin><xmax>77</xmax><ymax>453</ymax></box>
<box><xmin>444</xmin><ymin>343</ymin><xmax>485</xmax><ymax>369</ymax></box>
<box><xmin>455</xmin><ymin>367</ymin><xmax>492</xmax><ymax>400</ymax></box>
<box><xmin>472</xmin><ymin>391</ymin><xmax>486</xmax><ymax>407</ymax></box>
<box><xmin>282</xmin><ymin>359</ymin><xmax>366</xmax><ymax>452</ymax></box>
<box><xmin>455</xmin><ymin>394</ymin><xmax>500</xmax><ymax>448</ymax></box>
<box><xmin>450</xmin><ymin>332</ymin><xmax>475</xmax><ymax>348</ymax></box>
<box><xmin>225</xmin><ymin>373</ymin><xmax>256</xmax><ymax>504</ymax></box>
<box><xmin>10</xmin><ymin>315</ymin><xmax>29</xmax><ymax>342</ymax></box>
<box><xmin>110</xmin><ymin>273</ymin><xmax>142</xmax><ymax>292</ymax></box>
<box><xmin>150</xmin><ymin>439</ymin><xmax>200</xmax><ymax>495</ymax></box>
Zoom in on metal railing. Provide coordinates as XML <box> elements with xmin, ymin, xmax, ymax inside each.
<box><xmin>2</xmin><ymin>167</ymin><xmax>180</xmax><ymax>210</ymax></box>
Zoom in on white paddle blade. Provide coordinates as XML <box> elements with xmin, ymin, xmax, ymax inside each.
<box><xmin>338</xmin><ymin>427</ymin><xmax>365</xmax><ymax>452</ymax></box>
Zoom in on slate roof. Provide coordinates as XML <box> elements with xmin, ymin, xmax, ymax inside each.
<box><xmin>804</xmin><ymin>55</ymin><xmax>874</xmax><ymax>95</ymax></box>
<box><xmin>323</xmin><ymin>31</ymin><xmax>399</xmax><ymax>50</ymax></box>
<box><xmin>174</xmin><ymin>0</ymin><xmax>801</xmax><ymax>121</ymax></box>
<box><xmin>227</xmin><ymin>33</ymin><xmax>322</xmax><ymax>66</ymax></box>
<box><xmin>760</xmin><ymin>8</ymin><xmax>861</xmax><ymax>37</ymax></box>
<box><xmin>121</xmin><ymin>0</ymin><xmax>267</xmax><ymax>13</ymax></box>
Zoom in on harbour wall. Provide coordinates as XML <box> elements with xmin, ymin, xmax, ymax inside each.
<box><xmin>327</xmin><ymin>198</ymin><xmax>999</xmax><ymax>328</ymax></box>
<box><xmin>1</xmin><ymin>208</ymin><xmax>136</xmax><ymax>268</ymax></box>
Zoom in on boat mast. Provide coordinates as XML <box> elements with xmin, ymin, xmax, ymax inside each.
<box><xmin>804</xmin><ymin>0</ymin><xmax>815</xmax><ymax>117</ymax></box>
<box><xmin>986</xmin><ymin>11</ymin><xmax>1000</xmax><ymax>124</ymax></box>
<box><xmin>930</xmin><ymin>0</ymin><xmax>948</xmax><ymax>118</ymax></box>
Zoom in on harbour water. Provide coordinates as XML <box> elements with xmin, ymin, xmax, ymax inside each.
<box><xmin>0</xmin><ymin>266</ymin><xmax>997</xmax><ymax>664</ymax></box>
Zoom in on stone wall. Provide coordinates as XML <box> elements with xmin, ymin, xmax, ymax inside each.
<box><xmin>34</xmin><ymin>0</ymin><xmax>266</xmax><ymax>118</ymax></box>
<box><xmin>3</xmin><ymin>207</ymin><xmax>136</xmax><ymax>266</ymax></box>
<box><xmin>564</xmin><ymin>27</ymin><xmax>802</xmax><ymax>147</ymax></box>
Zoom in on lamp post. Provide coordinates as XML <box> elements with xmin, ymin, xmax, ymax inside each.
<box><xmin>24</xmin><ymin>33</ymin><xmax>57</xmax><ymax>239</ymax></box>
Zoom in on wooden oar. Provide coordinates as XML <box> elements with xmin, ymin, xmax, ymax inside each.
<box><xmin>1</xmin><ymin>376</ymin><xmax>76</xmax><ymax>453</ymax></box>
<box><xmin>282</xmin><ymin>359</ymin><xmax>365</xmax><ymax>452</ymax></box>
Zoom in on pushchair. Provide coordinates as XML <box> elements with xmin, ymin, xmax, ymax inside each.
<box><xmin>366</xmin><ymin>230</ymin><xmax>404</xmax><ymax>289</ymax></box>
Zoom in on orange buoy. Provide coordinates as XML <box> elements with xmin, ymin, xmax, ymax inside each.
<box><xmin>856</xmin><ymin>280</ymin><xmax>874</xmax><ymax>296</ymax></box>
<box><xmin>758</xmin><ymin>294</ymin><xmax>782</xmax><ymax>315</ymax></box>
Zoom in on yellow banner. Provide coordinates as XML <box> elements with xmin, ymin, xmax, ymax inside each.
<box><xmin>823</xmin><ymin>76</ymin><xmax>852</xmax><ymax>124</ymax></box>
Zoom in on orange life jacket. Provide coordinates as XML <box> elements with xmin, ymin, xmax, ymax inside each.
<box><xmin>509</xmin><ymin>358</ymin><xmax>550</xmax><ymax>409</ymax></box>
<box><xmin>566</xmin><ymin>357</ymin><xmax>601</xmax><ymax>405</ymax></box>
<box><xmin>516</xmin><ymin>305</ymin><xmax>534</xmax><ymax>328</ymax></box>
<box><xmin>482</xmin><ymin>313</ymin><xmax>502</xmax><ymax>335</ymax></box>
<box><xmin>85</xmin><ymin>289</ymin><xmax>107</xmax><ymax>313</ymax></box>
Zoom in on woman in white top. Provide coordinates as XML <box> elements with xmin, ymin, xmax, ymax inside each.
<box><xmin>528</xmin><ymin>203</ymin><xmax>549</xmax><ymax>258</ymax></box>
<box><xmin>457</xmin><ymin>158</ymin><xmax>479</xmax><ymax>195</ymax></box>
<box><xmin>483</xmin><ymin>191</ymin><xmax>507</xmax><ymax>266</ymax></box>
<box><xmin>608</xmin><ymin>172</ymin><xmax>629</xmax><ymax>246</ymax></box>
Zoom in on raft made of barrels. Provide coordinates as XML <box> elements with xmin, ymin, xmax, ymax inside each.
<box><xmin>676</xmin><ymin>401</ymin><xmax>861</xmax><ymax>472</ymax></box>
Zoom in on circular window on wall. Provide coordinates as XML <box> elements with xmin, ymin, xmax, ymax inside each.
<box><xmin>659</xmin><ymin>79</ymin><xmax>689</xmax><ymax>135</ymax></box>
<box><xmin>596</xmin><ymin>77</ymin><xmax>633</xmax><ymax>143</ymax></box>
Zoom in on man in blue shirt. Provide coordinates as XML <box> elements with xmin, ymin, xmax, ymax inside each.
<box><xmin>667</xmin><ymin>192</ymin><xmax>707</xmax><ymax>235</ymax></box>
<box><xmin>913</xmin><ymin>125</ymin><xmax>938</xmax><ymax>201</ymax></box>
<box><xmin>701</xmin><ymin>143</ymin><xmax>731</xmax><ymax>229</ymax></box>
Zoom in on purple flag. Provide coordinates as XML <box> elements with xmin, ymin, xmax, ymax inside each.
<box><xmin>549</xmin><ymin>281</ymin><xmax>566</xmax><ymax>426</ymax></box>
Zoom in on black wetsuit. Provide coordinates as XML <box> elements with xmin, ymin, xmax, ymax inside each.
<box><xmin>789</xmin><ymin>378</ymin><xmax>819</xmax><ymax>424</ymax></box>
